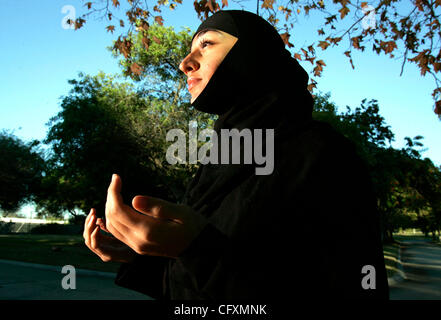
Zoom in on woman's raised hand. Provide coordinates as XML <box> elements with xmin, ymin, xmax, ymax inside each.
<box><xmin>88</xmin><ymin>174</ymin><xmax>208</xmax><ymax>259</ymax></box>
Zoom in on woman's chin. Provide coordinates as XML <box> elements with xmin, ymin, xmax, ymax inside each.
<box><xmin>190</xmin><ymin>92</ymin><xmax>200</xmax><ymax>104</ymax></box>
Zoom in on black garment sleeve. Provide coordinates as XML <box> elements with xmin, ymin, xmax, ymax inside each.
<box><xmin>114</xmin><ymin>254</ymin><xmax>170</xmax><ymax>299</ymax></box>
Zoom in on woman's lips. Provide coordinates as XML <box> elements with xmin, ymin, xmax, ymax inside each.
<box><xmin>187</xmin><ymin>78</ymin><xmax>201</xmax><ymax>91</ymax></box>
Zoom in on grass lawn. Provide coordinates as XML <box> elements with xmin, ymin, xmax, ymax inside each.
<box><xmin>0</xmin><ymin>234</ymin><xmax>121</xmax><ymax>273</ymax></box>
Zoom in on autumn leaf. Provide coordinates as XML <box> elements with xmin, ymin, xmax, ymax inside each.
<box><xmin>155</xmin><ymin>16</ymin><xmax>164</xmax><ymax>26</ymax></box>
<box><xmin>130</xmin><ymin>62</ymin><xmax>143</xmax><ymax>76</ymax></box>
<box><xmin>119</xmin><ymin>20</ymin><xmax>125</xmax><ymax>28</ymax></box>
<box><xmin>318</xmin><ymin>40</ymin><xmax>330</xmax><ymax>50</ymax></box>
<box><xmin>222</xmin><ymin>0</ymin><xmax>228</xmax><ymax>8</ymax></box>
<box><xmin>339</xmin><ymin>6</ymin><xmax>350</xmax><ymax>19</ymax></box>
<box><xmin>206</xmin><ymin>0</ymin><xmax>220</xmax><ymax>12</ymax></box>
<box><xmin>112</xmin><ymin>0</ymin><xmax>120</xmax><ymax>8</ymax></box>
<box><xmin>304</xmin><ymin>5</ymin><xmax>310</xmax><ymax>15</ymax></box>
<box><xmin>261</xmin><ymin>0</ymin><xmax>275</xmax><ymax>10</ymax></box>
<box><xmin>280</xmin><ymin>32</ymin><xmax>293</xmax><ymax>48</ymax></box>
<box><xmin>139</xmin><ymin>19</ymin><xmax>149</xmax><ymax>31</ymax></box>
<box><xmin>327</xmin><ymin>36</ymin><xmax>343</xmax><ymax>45</ymax></box>
<box><xmin>294</xmin><ymin>53</ymin><xmax>302</xmax><ymax>60</ymax></box>
<box><xmin>106</xmin><ymin>25</ymin><xmax>115</xmax><ymax>33</ymax></box>
<box><xmin>435</xmin><ymin>100</ymin><xmax>441</xmax><ymax>115</ymax></box>
<box><xmin>380</xmin><ymin>40</ymin><xmax>397</xmax><ymax>54</ymax></box>
<box><xmin>307</xmin><ymin>79</ymin><xmax>317</xmax><ymax>92</ymax></box>
<box><xmin>74</xmin><ymin>18</ymin><xmax>86</xmax><ymax>30</ymax></box>
<box><xmin>313</xmin><ymin>60</ymin><xmax>326</xmax><ymax>76</ymax></box>
<box><xmin>85</xmin><ymin>2</ymin><xmax>92</xmax><ymax>10</ymax></box>
<box><xmin>317</xmin><ymin>28</ymin><xmax>325</xmax><ymax>36</ymax></box>
<box><xmin>325</xmin><ymin>14</ymin><xmax>337</xmax><ymax>25</ymax></box>
<box><xmin>120</xmin><ymin>39</ymin><xmax>132</xmax><ymax>58</ymax></box>
<box><xmin>351</xmin><ymin>36</ymin><xmax>361</xmax><ymax>49</ymax></box>
<box><xmin>142</xmin><ymin>37</ymin><xmax>150</xmax><ymax>50</ymax></box>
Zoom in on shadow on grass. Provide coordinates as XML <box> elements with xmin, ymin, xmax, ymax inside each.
<box><xmin>0</xmin><ymin>233</ymin><xmax>121</xmax><ymax>273</ymax></box>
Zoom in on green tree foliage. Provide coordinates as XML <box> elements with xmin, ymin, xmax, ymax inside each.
<box><xmin>41</xmin><ymin>72</ymin><xmax>173</xmax><ymax>219</ymax></box>
<box><xmin>0</xmin><ymin>131</ymin><xmax>45</xmax><ymax>215</ymax></box>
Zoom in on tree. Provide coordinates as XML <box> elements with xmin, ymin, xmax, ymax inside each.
<box><xmin>0</xmin><ymin>131</ymin><xmax>45</xmax><ymax>215</ymax></box>
<box><xmin>73</xmin><ymin>0</ymin><xmax>441</xmax><ymax>118</ymax></box>
<box><xmin>41</xmin><ymin>72</ymin><xmax>172</xmax><ymax>219</ymax></box>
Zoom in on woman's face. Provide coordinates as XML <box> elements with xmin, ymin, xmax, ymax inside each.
<box><xmin>179</xmin><ymin>30</ymin><xmax>238</xmax><ymax>103</ymax></box>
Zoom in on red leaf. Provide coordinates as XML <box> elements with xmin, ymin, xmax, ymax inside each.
<box><xmin>339</xmin><ymin>6</ymin><xmax>350</xmax><ymax>19</ymax></box>
<box><xmin>142</xmin><ymin>37</ymin><xmax>150</xmax><ymax>50</ymax></box>
<box><xmin>318</xmin><ymin>40</ymin><xmax>330</xmax><ymax>50</ymax></box>
<box><xmin>106</xmin><ymin>25</ymin><xmax>115</xmax><ymax>34</ymax></box>
<box><xmin>155</xmin><ymin>16</ymin><xmax>164</xmax><ymax>26</ymax></box>
<box><xmin>130</xmin><ymin>62</ymin><xmax>143</xmax><ymax>76</ymax></box>
<box><xmin>261</xmin><ymin>0</ymin><xmax>275</xmax><ymax>9</ymax></box>
<box><xmin>435</xmin><ymin>100</ymin><xmax>441</xmax><ymax>115</ymax></box>
<box><xmin>280</xmin><ymin>32</ymin><xmax>293</xmax><ymax>48</ymax></box>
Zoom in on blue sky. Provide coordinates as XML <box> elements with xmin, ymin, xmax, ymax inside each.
<box><xmin>0</xmin><ymin>1</ymin><xmax>440</xmax><ymax>217</ymax></box>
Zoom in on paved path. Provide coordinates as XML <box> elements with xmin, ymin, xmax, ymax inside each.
<box><xmin>0</xmin><ymin>259</ymin><xmax>151</xmax><ymax>300</ymax></box>
<box><xmin>389</xmin><ymin>239</ymin><xmax>441</xmax><ymax>300</ymax></box>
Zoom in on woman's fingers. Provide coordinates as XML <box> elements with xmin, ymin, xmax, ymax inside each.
<box><xmin>83</xmin><ymin>208</ymin><xmax>97</xmax><ymax>248</ymax></box>
<box><xmin>90</xmin><ymin>225</ymin><xmax>110</xmax><ymax>262</ymax></box>
<box><xmin>96</xmin><ymin>218</ymin><xmax>110</xmax><ymax>233</ymax></box>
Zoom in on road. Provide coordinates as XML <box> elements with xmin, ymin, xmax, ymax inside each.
<box><xmin>0</xmin><ymin>259</ymin><xmax>151</xmax><ymax>300</ymax></box>
<box><xmin>389</xmin><ymin>239</ymin><xmax>441</xmax><ymax>300</ymax></box>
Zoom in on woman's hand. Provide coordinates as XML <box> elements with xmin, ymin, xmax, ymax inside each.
<box><xmin>103</xmin><ymin>174</ymin><xmax>208</xmax><ymax>258</ymax></box>
<box><xmin>83</xmin><ymin>208</ymin><xmax>137</xmax><ymax>263</ymax></box>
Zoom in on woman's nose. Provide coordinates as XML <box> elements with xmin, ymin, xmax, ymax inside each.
<box><xmin>179</xmin><ymin>54</ymin><xmax>199</xmax><ymax>75</ymax></box>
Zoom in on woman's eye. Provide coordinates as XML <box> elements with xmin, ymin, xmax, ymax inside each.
<box><xmin>200</xmin><ymin>40</ymin><xmax>213</xmax><ymax>48</ymax></box>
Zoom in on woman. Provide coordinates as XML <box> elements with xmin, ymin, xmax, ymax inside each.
<box><xmin>83</xmin><ymin>10</ymin><xmax>389</xmax><ymax>300</ymax></box>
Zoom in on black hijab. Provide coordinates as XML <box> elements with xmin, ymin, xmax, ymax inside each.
<box><xmin>182</xmin><ymin>10</ymin><xmax>314</xmax><ymax>216</ymax></box>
